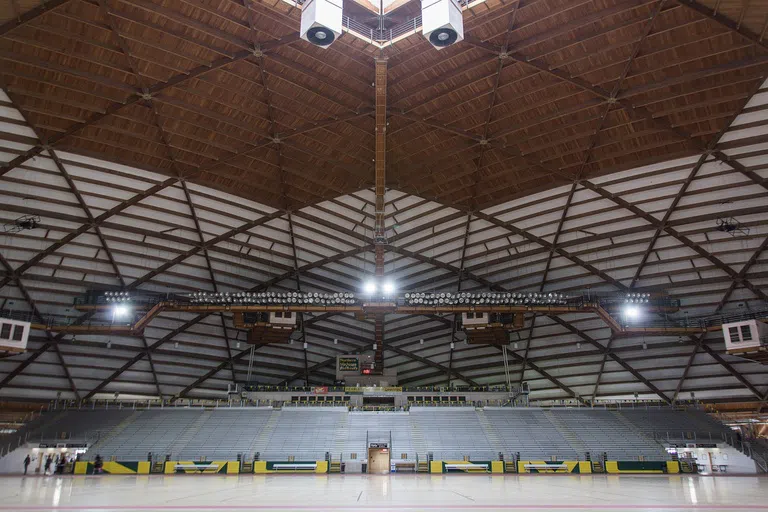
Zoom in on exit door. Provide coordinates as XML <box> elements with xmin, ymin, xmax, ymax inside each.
<box><xmin>368</xmin><ymin>448</ymin><xmax>390</xmax><ymax>474</ymax></box>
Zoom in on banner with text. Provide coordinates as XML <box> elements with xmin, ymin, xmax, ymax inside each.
<box><xmin>338</xmin><ymin>357</ymin><xmax>359</xmax><ymax>372</ymax></box>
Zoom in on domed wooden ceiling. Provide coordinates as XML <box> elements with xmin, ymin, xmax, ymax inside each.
<box><xmin>1</xmin><ymin>0</ymin><xmax>768</xmax><ymax>408</ymax></box>
<box><xmin>1</xmin><ymin>0</ymin><xmax>768</xmax><ymax>211</ymax></box>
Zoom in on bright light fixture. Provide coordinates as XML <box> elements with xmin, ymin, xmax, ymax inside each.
<box><xmin>113</xmin><ymin>305</ymin><xmax>129</xmax><ymax>317</ymax></box>
<box><xmin>382</xmin><ymin>281</ymin><xmax>395</xmax><ymax>295</ymax></box>
<box><xmin>363</xmin><ymin>281</ymin><xmax>377</xmax><ymax>295</ymax></box>
<box><xmin>624</xmin><ymin>305</ymin><xmax>640</xmax><ymax>319</ymax></box>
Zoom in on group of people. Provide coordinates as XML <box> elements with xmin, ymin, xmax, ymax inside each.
<box><xmin>23</xmin><ymin>452</ymin><xmax>82</xmax><ymax>476</ymax></box>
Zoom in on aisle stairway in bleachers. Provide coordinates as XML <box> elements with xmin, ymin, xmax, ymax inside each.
<box><xmin>168</xmin><ymin>410</ymin><xmax>212</xmax><ymax>459</ymax></box>
<box><xmin>87</xmin><ymin>411</ymin><xmax>141</xmax><ymax>454</ymax></box>
<box><xmin>259</xmin><ymin>408</ymin><xmax>342</xmax><ymax>461</ymax></box>
<box><xmin>179</xmin><ymin>409</ymin><xmax>272</xmax><ymax>461</ymax></box>
<box><xmin>476</xmin><ymin>409</ymin><xmax>503</xmax><ymax>456</ymax></box>
<box><xmin>92</xmin><ymin>410</ymin><xmax>203</xmax><ymax>461</ymax></box>
<box><xmin>612</xmin><ymin>410</ymin><xmax>659</xmax><ymax>444</ymax></box>
<box><xmin>409</xmin><ymin>413</ymin><xmax>427</xmax><ymax>460</ymax></box>
<box><xmin>553</xmin><ymin>409</ymin><xmax>667</xmax><ymax>460</ymax></box>
<box><xmin>248</xmin><ymin>409</ymin><xmax>281</xmax><ymax>459</ymax></box>
<box><xmin>343</xmin><ymin>412</ymin><xmax>414</xmax><ymax>461</ymax></box>
<box><xmin>331</xmin><ymin>412</ymin><xmax>348</xmax><ymax>458</ymax></box>
<box><xmin>485</xmin><ymin>408</ymin><xmax>578</xmax><ymax>460</ymax></box>
<box><xmin>410</xmin><ymin>407</ymin><xmax>493</xmax><ymax>460</ymax></box>
<box><xmin>25</xmin><ymin>405</ymin><xmax>739</xmax><ymax>465</ymax></box>
<box><xmin>543</xmin><ymin>409</ymin><xmax>587</xmax><ymax>457</ymax></box>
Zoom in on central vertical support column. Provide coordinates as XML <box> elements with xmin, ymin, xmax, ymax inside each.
<box><xmin>374</xmin><ymin>57</ymin><xmax>388</xmax><ymax>373</ymax></box>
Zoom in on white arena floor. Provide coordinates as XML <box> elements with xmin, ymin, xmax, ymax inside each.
<box><xmin>0</xmin><ymin>474</ymin><xmax>766</xmax><ymax>512</ymax></box>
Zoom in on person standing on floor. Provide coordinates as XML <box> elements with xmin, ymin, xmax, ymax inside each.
<box><xmin>44</xmin><ymin>455</ymin><xmax>53</xmax><ymax>476</ymax></box>
<box><xmin>23</xmin><ymin>455</ymin><xmax>31</xmax><ymax>475</ymax></box>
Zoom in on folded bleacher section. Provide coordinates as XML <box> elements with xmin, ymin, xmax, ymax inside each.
<box><xmin>552</xmin><ymin>409</ymin><xmax>668</xmax><ymax>460</ymax></box>
<box><xmin>258</xmin><ymin>409</ymin><xmax>343</xmax><ymax>461</ymax></box>
<box><xmin>25</xmin><ymin>405</ymin><xmax>736</xmax><ymax>464</ymax></box>
<box><xmin>29</xmin><ymin>409</ymin><xmax>135</xmax><ymax>443</ymax></box>
<box><xmin>484</xmin><ymin>409</ymin><xmax>578</xmax><ymax>460</ymax></box>
<box><xmin>410</xmin><ymin>408</ymin><xmax>494</xmax><ymax>460</ymax></box>
<box><xmin>343</xmin><ymin>412</ymin><xmax>414</xmax><ymax>461</ymax></box>
<box><xmin>91</xmin><ymin>410</ymin><xmax>204</xmax><ymax>460</ymax></box>
<box><xmin>177</xmin><ymin>410</ymin><xmax>273</xmax><ymax>461</ymax></box>
<box><xmin>617</xmin><ymin>408</ymin><xmax>732</xmax><ymax>442</ymax></box>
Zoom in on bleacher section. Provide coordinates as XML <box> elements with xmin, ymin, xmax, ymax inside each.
<box><xmin>343</xmin><ymin>412</ymin><xmax>414</xmax><ymax>461</ymax></box>
<box><xmin>485</xmin><ymin>408</ymin><xmax>578</xmax><ymax>460</ymax></box>
<box><xmin>618</xmin><ymin>409</ymin><xmax>732</xmax><ymax>441</ymax></box>
<box><xmin>178</xmin><ymin>410</ymin><xmax>272</xmax><ymax>461</ymax></box>
<box><xmin>31</xmin><ymin>409</ymin><xmax>135</xmax><ymax>442</ymax></box>
<box><xmin>410</xmin><ymin>408</ymin><xmax>494</xmax><ymax>460</ymax></box>
<box><xmin>91</xmin><ymin>410</ymin><xmax>203</xmax><ymax>460</ymax></box>
<box><xmin>17</xmin><ymin>405</ymin><xmax>740</xmax><ymax>465</ymax></box>
<box><xmin>557</xmin><ymin>410</ymin><xmax>667</xmax><ymax>460</ymax></box>
<box><xmin>258</xmin><ymin>408</ymin><xmax>344</xmax><ymax>461</ymax></box>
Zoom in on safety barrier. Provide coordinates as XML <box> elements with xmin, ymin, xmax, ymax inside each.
<box><xmin>427</xmin><ymin>460</ymin><xmax>685</xmax><ymax>474</ymax></box>
<box><xmin>74</xmin><ymin>461</ymin><xmax>151</xmax><ymax>475</ymax></box>
<box><xmin>72</xmin><ymin>459</ymin><xmax>685</xmax><ymax>475</ymax></box>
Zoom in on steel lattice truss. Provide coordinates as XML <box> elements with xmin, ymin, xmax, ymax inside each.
<box><xmin>0</xmin><ymin>0</ymin><xmax>767</xmax><ymax>407</ymax></box>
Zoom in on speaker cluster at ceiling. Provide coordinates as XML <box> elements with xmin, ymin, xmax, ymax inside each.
<box><xmin>421</xmin><ymin>0</ymin><xmax>464</xmax><ymax>49</ymax></box>
<box><xmin>300</xmin><ymin>0</ymin><xmax>343</xmax><ymax>48</ymax></box>
<box><xmin>299</xmin><ymin>0</ymin><xmax>465</xmax><ymax>49</ymax></box>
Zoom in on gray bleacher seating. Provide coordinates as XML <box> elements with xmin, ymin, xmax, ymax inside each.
<box><xmin>618</xmin><ymin>408</ymin><xmax>731</xmax><ymax>441</ymax></box>
<box><xmin>485</xmin><ymin>408</ymin><xmax>578</xmax><ymax>460</ymax></box>
<box><xmin>410</xmin><ymin>408</ymin><xmax>493</xmax><ymax>460</ymax></box>
<box><xmin>177</xmin><ymin>410</ymin><xmax>272</xmax><ymax>461</ymax></box>
<box><xmin>555</xmin><ymin>409</ymin><xmax>668</xmax><ymax>460</ymax></box>
<box><xmin>343</xmin><ymin>412</ymin><xmax>414</xmax><ymax>461</ymax></box>
<box><xmin>259</xmin><ymin>409</ymin><xmax>342</xmax><ymax>461</ymax></box>
<box><xmin>92</xmin><ymin>410</ymin><xmax>203</xmax><ymax>460</ymax></box>
<box><xmin>41</xmin><ymin>404</ymin><xmax>733</xmax><ymax>464</ymax></box>
<box><xmin>32</xmin><ymin>409</ymin><xmax>135</xmax><ymax>442</ymax></box>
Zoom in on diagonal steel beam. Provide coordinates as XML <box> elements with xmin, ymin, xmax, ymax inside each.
<box><xmin>580</xmin><ymin>180</ymin><xmax>768</xmax><ymax>303</ymax></box>
<box><xmin>628</xmin><ymin>152</ymin><xmax>708</xmax><ymax>288</ymax></box>
<box><xmin>83</xmin><ymin>314</ymin><xmax>210</xmax><ymax>400</ymax></box>
<box><xmin>573</xmin><ymin>0</ymin><xmax>665</xmax><ymax>183</ymax></box>
<box><xmin>0</xmin><ymin>254</ymin><xmax>80</xmax><ymax>399</ymax></box>
<box><xmin>699</xmin><ymin>343</ymin><xmax>765</xmax><ymax>400</ymax></box>
<box><xmin>388</xmin><ymin>343</ymin><xmax>480</xmax><ymax>387</ymax></box>
<box><xmin>0</xmin><ymin>31</ymin><xmax>300</xmax><ymax>179</ymax></box>
<box><xmin>672</xmin><ymin>0</ymin><xmax>768</xmax><ymax>52</ymax></box>
<box><xmin>497</xmin><ymin>345</ymin><xmax>590</xmax><ymax>405</ymax></box>
<box><xmin>0</xmin><ymin>110</ymin><xmax>364</xmax><ymax>293</ymax></box>
<box><xmin>0</xmin><ymin>0</ymin><xmax>74</xmax><ymax>37</ymax></box>
<box><xmin>549</xmin><ymin>315</ymin><xmax>672</xmax><ymax>403</ymax></box>
<box><xmin>176</xmin><ymin>345</ymin><xmax>253</xmax><ymax>399</ymax></box>
<box><xmin>515</xmin><ymin>315</ymin><xmax>537</xmax><ymax>388</ymax></box>
<box><xmin>181</xmin><ymin>180</ymin><xmax>237</xmax><ymax>384</ymax></box>
<box><xmin>632</xmin><ymin>75</ymin><xmax>768</xmax><ymax>288</ymax></box>
<box><xmin>670</xmin><ymin>234</ymin><xmax>768</xmax><ymax>402</ymax></box>
<box><xmin>0</xmin><ymin>308</ymin><xmax>95</xmax><ymax>391</ymax></box>
<box><xmin>672</xmin><ymin>338</ymin><xmax>701</xmax><ymax>403</ymax></box>
<box><xmin>384</xmin><ymin>244</ymin><xmax>502</xmax><ymax>290</ymax></box>
<box><xmin>379</xmin><ymin>125</ymin><xmax>627</xmax><ymax>291</ymax></box>
<box><xmin>466</xmin><ymin>19</ymin><xmax>768</xmax><ymax>194</ymax></box>
<box><xmin>0</xmin><ymin>83</ymin><xmax>94</xmax><ymax>396</ymax></box>
<box><xmin>0</xmin><ymin>74</ymin><xmax>128</xmax><ymax>290</ymax></box>
<box><xmin>538</xmin><ymin>182</ymin><xmax>578</xmax><ymax>291</ymax></box>
<box><xmin>591</xmin><ymin>334</ymin><xmax>615</xmax><ymax>401</ymax></box>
